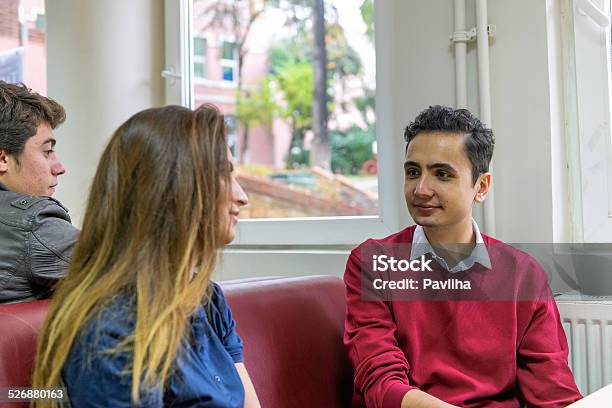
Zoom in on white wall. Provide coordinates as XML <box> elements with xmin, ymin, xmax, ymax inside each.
<box><xmin>46</xmin><ymin>0</ymin><xmax>165</xmax><ymax>227</ymax></box>
<box><xmin>387</xmin><ymin>0</ymin><xmax>563</xmax><ymax>244</ymax></box>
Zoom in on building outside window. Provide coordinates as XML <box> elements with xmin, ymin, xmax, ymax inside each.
<box><xmin>221</xmin><ymin>41</ymin><xmax>237</xmax><ymax>82</ymax></box>
<box><xmin>0</xmin><ymin>0</ymin><xmax>47</xmax><ymax>94</ymax></box>
<box><xmin>194</xmin><ymin>36</ymin><xmax>207</xmax><ymax>79</ymax></box>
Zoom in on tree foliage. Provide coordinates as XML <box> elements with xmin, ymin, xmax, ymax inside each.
<box><xmin>360</xmin><ymin>0</ymin><xmax>374</xmax><ymax>43</ymax></box>
<box><xmin>237</xmin><ymin>75</ymin><xmax>277</xmax><ymax>129</ymax></box>
<box><xmin>275</xmin><ymin>60</ymin><xmax>313</xmax><ymax>130</ymax></box>
<box><xmin>236</xmin><ymin>75</ymin><xmax>277</xmax><ymax>163</ymax></box>
<box><xmin>330</xmin><ymin>125</ymin><xmax>376</xmax><ymax>175</ymax></box>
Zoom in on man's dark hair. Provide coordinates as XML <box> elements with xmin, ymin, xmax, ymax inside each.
<box><xmin>0</xmin><ymin>81</ymin><xmax>66</xmax><ymax>158</ymax></box>
<box><xmin>404</xmin><ymin>105</ymin><xmax>495</xmax><ymax>184</ymax></box>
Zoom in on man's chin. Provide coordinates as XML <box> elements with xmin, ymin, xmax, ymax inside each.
<box><xmin>410</xmin><ymin>214</ymin><xmax>440</xmax><ymax>228</ymax></box>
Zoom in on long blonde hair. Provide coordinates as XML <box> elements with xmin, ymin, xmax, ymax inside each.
<box><xmin>32</xmin><ymin>105</ymin><xmax>232</xmax><ymax>406</ymax></box>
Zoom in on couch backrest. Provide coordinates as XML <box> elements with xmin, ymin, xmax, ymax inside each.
<box><xmin>0</xmin><ymin>299</ymin><xmax>50</xmax><ymax>408</ymax></box>
<box><xmin>0</xmin><ymin>276</ymin><xmax>353</xmax><ymax>408</ymax></box>
<box><xmin>223</xmin><ymin>275</ymin><xmax>353</xmax><ymax>408</ymax></box>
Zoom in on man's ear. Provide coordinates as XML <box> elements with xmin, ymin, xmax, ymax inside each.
<box><xmin>0</xmin><ymin>149</ymin><xmax>9</xmax><ymax>174</ymax></box>
<box><xmin>474</xmin><ymin>172</ymin><xmax>492</xmax><ymax>203</ymax></box>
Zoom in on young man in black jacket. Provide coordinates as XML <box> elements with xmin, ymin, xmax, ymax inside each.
<box><xmin>0</xmin><ymin>81</ymin><xmax>78</xmax><ymax>303</ymax></box>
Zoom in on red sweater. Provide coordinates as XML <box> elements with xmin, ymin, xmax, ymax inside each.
<box><xmin>344</xmin><ymin>226</ymin><xmax>582</xmax><ymax>408</ymax></box>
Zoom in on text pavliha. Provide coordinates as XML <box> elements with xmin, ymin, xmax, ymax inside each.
<box><xmin>373</xmin><ymin>278</ymin><xmax>471</xmax><ymax>290</ymax></box>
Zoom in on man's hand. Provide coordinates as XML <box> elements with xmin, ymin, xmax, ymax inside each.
<box><xmin>401</xmin><ymin>389</ymin><xmax>460</xmax><ymax>408</ymax></box>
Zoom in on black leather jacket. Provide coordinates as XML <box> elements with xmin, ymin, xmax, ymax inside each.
<box><xmin>0</xmin><ymin>182</ymin><xmax>79</xmax><ymax>303</ymax></box>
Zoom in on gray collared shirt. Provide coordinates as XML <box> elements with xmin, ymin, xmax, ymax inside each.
<box><xmin>409</xmin><ymin>219</ymin><xmax>492</xmax><ymax>273</ymax></box>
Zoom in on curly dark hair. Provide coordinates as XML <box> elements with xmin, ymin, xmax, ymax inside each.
<box><xmin>404</xmin><ymin>105</ymin><xmax>495</xmax><ymax>184</ymax></box>
<box><xmin>0</xmin><ymin>81</ymin><xmax>66</xmax><ymax>158</ymax></box>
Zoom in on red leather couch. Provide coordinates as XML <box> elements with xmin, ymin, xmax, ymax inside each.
<box><xmin>0</xmin><ymin>275</ymin><xmax>353</xmax><ymax>407</ymax></box>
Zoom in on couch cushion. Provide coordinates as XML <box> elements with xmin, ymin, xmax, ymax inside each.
<box><xmin>223</xmin><ymin>275</ymin><xmax>353</xmax><ymax>408</ymax></box>
<box><xmin>0</xmin><ymin>300</ymin><xmax>49</xmax><ymax>408</ymax></box>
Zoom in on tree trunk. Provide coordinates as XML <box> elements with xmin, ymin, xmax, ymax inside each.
<box><xmin>240</xmin><ymin>124</ymin><xmax>250</xmax><ymax>165</ymax></box>
<box><xmin>310</xmin><ymin>0</ymin><xmax>330</xmax><ymax>170</ymax></box>
<box><xmin>286</xmin><ymin>119</ymin><xmax>298</xmax><ymax>168</ymax></box>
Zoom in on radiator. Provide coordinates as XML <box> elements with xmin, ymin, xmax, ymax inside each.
<box><xmin>556</xmin><ymin>296</ymin><xmax>612</xmax><ymax>395</ymax></box>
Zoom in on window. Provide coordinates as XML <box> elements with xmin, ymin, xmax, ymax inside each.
<box><xmin>563</xmin><ymin>0</ymin><xmax>612</xmax><ymax>242</ymax></box>
<box><xmin>220</xmin><ymin>41</ymin><xmax>237</xmax><ymax>82</ymax></box>
<box><xmin>194</xmin><ymin>36</ymin><xmax>207</xmax><ymax>79</ymax></box>
<box><xmin>165</xmin><ymin>0</ymin><xmax>402</xmax><ymax>245</ymax></box>
<box><xmin>0</xmin><ymin>3</ymin><xmax>47</xmax><ymax>94</ymax></box>
<box><xmin>190</xmin><ymin>0</ymin><xmax>378</xmax><ymax>219</ymax></box>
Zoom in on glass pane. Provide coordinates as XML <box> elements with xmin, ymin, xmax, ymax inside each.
<box><xmin>222</xmin><ymin>41</ymin><xmax>236</xmax><ymax>60</ymax></box>
<box><xmin>222</xmin><ymin>66</ymin><xmax>234</xmax><ymax>81</ymax></box>
<box><xmin>194</xmin><ymin>62</ymin><xmax>205</xmax><ymax>78</ymax></box>
<box><xmin>0</xmin><ymin>0</ymin><xmax>47</xmax><ymax>95</ymax></box>
<box><xmin>192</xmin><ymin>0</ymin><xmax>377</xmax><ymax>219</ymax></box>
<box><xmin>194</xmin><ymin>37</ymin><xmax>206</xmax><ymax>57</ymax></box>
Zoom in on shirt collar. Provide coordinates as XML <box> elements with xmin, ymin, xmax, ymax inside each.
<box><xmin>410</xmin><ymin>219</ymin><xmax>492</xmax><ymax>272</ymax></box>
<box><xmin>0</xmin><ymin>181</ymin><xmax>8</xmax><ymax>191</ymax></box>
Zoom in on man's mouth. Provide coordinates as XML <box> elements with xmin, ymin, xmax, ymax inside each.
<box><xmin>412</xmin><ymin>203</ymin><xmax>442</xmax><ymax>215</ymax></box>
<box><xmin>413</xmin><ymin>203</ymin><xmax>441</xmax><ymax>209</ymax></box>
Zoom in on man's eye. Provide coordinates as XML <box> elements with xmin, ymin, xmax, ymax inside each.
<box><xmin>44</xmin><ymin>150</ymin><xmax>54</xmax><ymax>157</ymax></box>
<box><xmin>405</xmin><ymin>168</ymin><xmax>419</xmax><ymax>178</ymax></box>
<box><xmin>437</xmin><ymin>171</ymin><xmax>451</xmax><ymax>180</ymax></box>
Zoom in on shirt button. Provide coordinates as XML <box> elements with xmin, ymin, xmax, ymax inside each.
<box><xmin>214</xmin><ymin>375</ymin><xmax>221</xmax><ymax>383</ymax></box>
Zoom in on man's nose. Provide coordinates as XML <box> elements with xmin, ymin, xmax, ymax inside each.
<box><xmin>52</xmin><ymin>158</ymin><xmax>66</xmax><ymax>176</ymax></box>
<box><xmin>413</xmin><ymin>176</ymin><xmax>433</xmax><ymax>197</ymax></box>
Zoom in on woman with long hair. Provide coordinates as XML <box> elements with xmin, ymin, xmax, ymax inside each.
<box><xmin>32</xmin><ymin>105</ymin><xmax>260</xmax><ymax>407</ymax></box>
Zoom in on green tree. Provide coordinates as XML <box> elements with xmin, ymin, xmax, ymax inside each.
<box><xmin>330</xmin><ymin>125</ymin><xmax>376</xmax><ymax>175</ymax></box>
<box><xmin>236</xmin><ymin>75</ymin><xmax>277</xmax><ymax>164</ymax></box>
<box><xmin>360</xmin><ymin>0</ymin><xmax>374</xmax><ymax>44</ymax></box>
<box><xmin>275</xmin><ymin>60</ymin><xmax>313</xmax><ymax>166</ymax></box>
<box><xmin>268</xmin><ymin>1</ymin><xmax>368</xmax><ymax>170</ymax></box>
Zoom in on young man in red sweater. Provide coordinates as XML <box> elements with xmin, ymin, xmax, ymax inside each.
<box><xmin>344</xmin><ymin>106</ymin><xmax>582</xmax><ymax>408</ymax></box>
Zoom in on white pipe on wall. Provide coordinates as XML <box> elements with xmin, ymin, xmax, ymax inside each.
<box><xmin>475</xmin><ymin>0</ymin><xmax>496</xmax><ymax>236</ymax></box>
<box><xmin>454</xmin><ymin>0</ymin><xmax>468</xmax><ymax>108</ymax></box>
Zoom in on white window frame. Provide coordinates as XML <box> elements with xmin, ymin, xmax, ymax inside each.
<box><xmin>164</xmin><ymin>0</ymin><xmax>193</xmax><ymax>108</ymax></box>
<box><xmin>164</xmin><ymin>0</ymin><xmax>406</xmax><ymax>246</ymax></box>
<box><xmin>562</xmin><ymin>0</ymin><xmax>612</xmax><ymax>242</ymax></box>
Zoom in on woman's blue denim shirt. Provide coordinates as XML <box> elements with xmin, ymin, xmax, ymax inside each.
<box><xmin>62</xmin><ymin>283</ymin><xmax>245</xmax><ymax>407</ymax></box>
